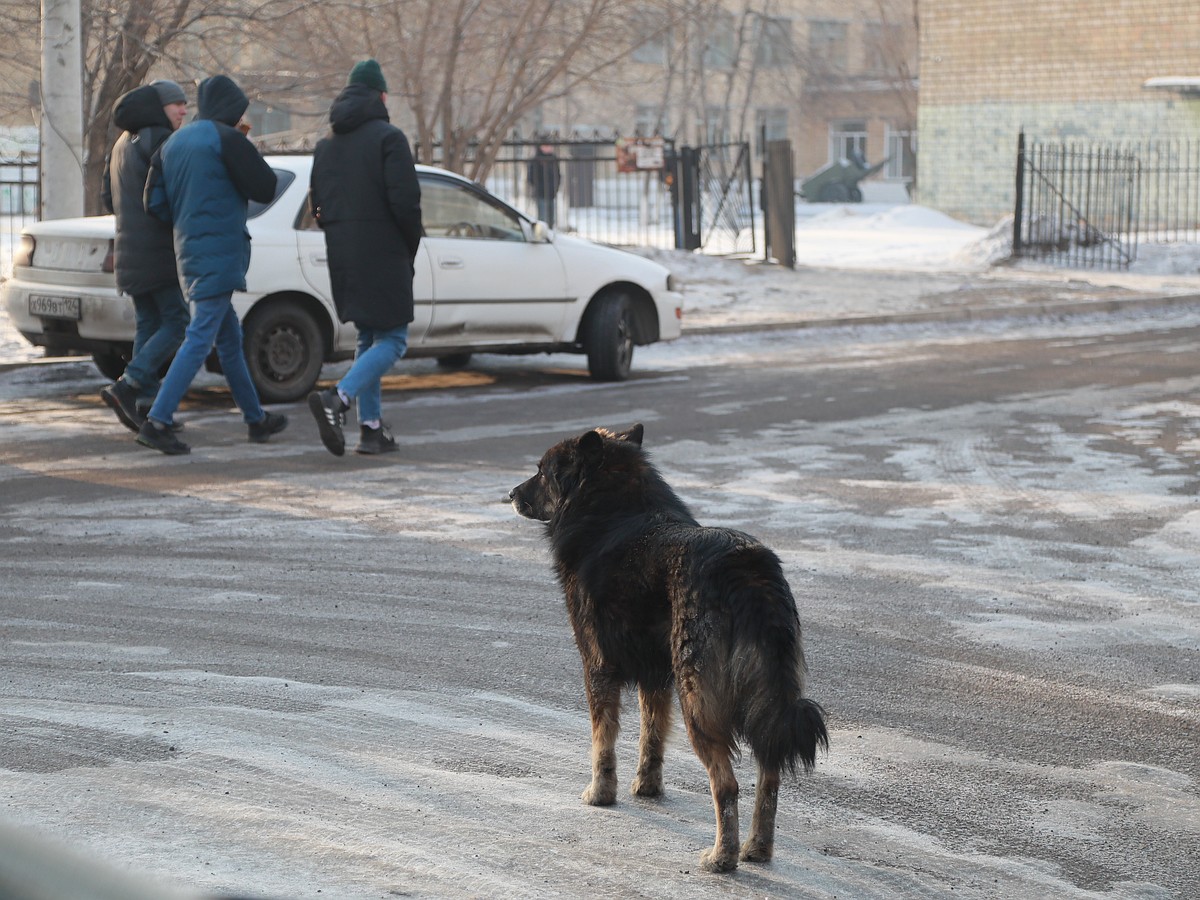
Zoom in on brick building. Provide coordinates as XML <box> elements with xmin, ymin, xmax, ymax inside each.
<box><xmin>917</xmin><ymin>0</ymin><xmax>1200</xmax><ymax>224</ymax></box>
<box><xmin>537</xmin><ymin>0</ymin><xmax>919</xmax><ymax>201</ymax></box>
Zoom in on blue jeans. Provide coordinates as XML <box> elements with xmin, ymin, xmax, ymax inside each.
<box><xmin>148</xmin><ymin>292</ymin><xmax>265</xmax><ymax>426</ymax></box>
<box><xmin>123</xmin><ymin>283</ymin><xmax>190</xmax><ymax>408</ymax></box>
<box><xmin>338</xmin><ymin>324</ymin><xmax>409</xmax><ymax>424</ymax></box>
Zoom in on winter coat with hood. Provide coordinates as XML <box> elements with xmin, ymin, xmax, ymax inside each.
<box><xmin>309</xmin><ymin>83</ymin><xmax>422</xmax><ymax>331</ymax></box>
<box><xmin>101</xmin><ymin>85</ymin><xmax>177</xmax><ymax>296</ymax></box>
<box><xmin>146</xmin><ymin>75</ymin><xmax>277</xmax><ymax>301</ymax></box>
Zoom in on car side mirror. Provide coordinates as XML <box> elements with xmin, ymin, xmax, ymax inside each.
<box><xmin>530</xmin><ymin>220</ymin><xmax>552</xmax><ymax>243</ymax></box>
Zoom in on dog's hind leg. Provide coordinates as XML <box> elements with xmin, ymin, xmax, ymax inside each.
<box><xmin>740</xmin><ymin>765</ymin><xmax>780</xmax><ymax>863</ymax></box>
<box><xmin>581</xmin><ymin>671</ymin><xmax>621</xmax><ymax>806</ymax></box>
<box><xmin>681</xmin><ymin>703</ymin><xmax>740</xmax><ymax>873</ymax></box>
<box><xmin>693</xmin><ymin>739</ymin><xmax>740</xmax><ymax>873</ymax></box>
<box><xmin>631</xmin><ymin>686</ymin><xmax>671</xmax><ymax>797</ymax></box>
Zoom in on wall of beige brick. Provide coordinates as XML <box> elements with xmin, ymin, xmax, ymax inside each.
<box><xmin>917</xmin><ymin>0</ymin><xmax>1200</xmax><ymax>223</ymax></box>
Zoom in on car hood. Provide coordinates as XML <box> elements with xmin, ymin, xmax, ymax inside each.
<box><xmin>551</xmin><ymin>232</ymin><xmax>673</xmax><ymax>286</ymax></box>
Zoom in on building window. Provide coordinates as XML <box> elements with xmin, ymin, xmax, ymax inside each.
<box><xmin>863</xmin><ymin>21</ymin><xmax>911</xmax><ymax>78</ymax></box>
<box><xmin>635</xmin><ymin>103</ymin><xmax>663</xmax><ymax>137</ymax></box>
<box><xmin>886</xmin><ymin>127</ymin><xmax>916</xmax><ymax>183</ymax></box>
<box><xmin>631</xmin><ymin>9</ymin><xmax>668</xmax><ymax>65</ymax></box>
<box><xmin>246</xmin><ymin>101</ymin><xmax>291</xmax><ymax>137</ymax></box>
<box><xmin>829</xmin><ymin>120</ymin><xmax>867</xmax><ymax>165</ymax></box>
<box><xmin>809</xmin><ymin>20</ymin><xmax>849</xmax><ymax>74</ymax></box>
<box><xmin>704</xmin><ymin>106</ymin><xmax>730</xmax><ymax>145</ymax></box>
<box><xmin>701</xmin><ymin>13</ymin><xmax>737</xmax><ymax>70</ymax></box>
<box><xmin>755</xmin><ymin>16</ymin><xmax>793</xmax><ymax>69</ymax></box>
<box><xmin>755</xmin><ymin>108</ymin><xmax>788</xmax><ymax>157</ymax></box>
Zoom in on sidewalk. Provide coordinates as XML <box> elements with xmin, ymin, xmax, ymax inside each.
<box><xmin>674</xmin><ymin>261</ymin><xmax>1200</xmax><ymax>335</ymax></box>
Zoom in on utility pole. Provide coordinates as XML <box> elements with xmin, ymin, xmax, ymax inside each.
<box><xmin>40</xmin><ymin>0</ymin><xmax>85</xmax><ymax>220</ymax></box>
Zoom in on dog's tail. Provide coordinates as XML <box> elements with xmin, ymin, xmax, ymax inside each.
<box><xmin>747</xmin><ymin>694</ymin><xmax>829</xmax><ymax>775</ymax></box>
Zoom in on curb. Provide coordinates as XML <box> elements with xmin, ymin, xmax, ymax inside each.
<box><xmin>680</xmin><ymin>292</ymin><xmax>1200</xmax><ymax>336</ymax></box>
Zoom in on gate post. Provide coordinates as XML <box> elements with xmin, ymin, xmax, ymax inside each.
<box><xmin>675</xmin><ymin>146</ymin><xmax>702</xmax><ymax>251</ymax></box>
<box><xmin>764</xmin><ymin>140</ymin><xmax>795</xmax><ymax>268</ymax></box>
<box><xmin>1013</xmin><ymin>130</ymin><xmax>1025</xmax><ymax>256</ymax></box>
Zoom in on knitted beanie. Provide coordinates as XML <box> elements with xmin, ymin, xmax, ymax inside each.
<box><xmin>347</xmin><ymin>59</ymin><xmax>387</xmax><ymax>93</ymax></box>
<box><xmin>150</xmin><ymin>79</ymin><xmax>187</xmax><ymax>106</ymax></box>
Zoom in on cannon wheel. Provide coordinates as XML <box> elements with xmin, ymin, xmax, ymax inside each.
<box><xmin>849</xmin><ymin>186</ymin><xmax>863</xmax><ymax>203</ymax></box>
<box><xmin>819</xmin><ymin>183</ymin><xmax>850</xmax><ymax>203</ymax></box>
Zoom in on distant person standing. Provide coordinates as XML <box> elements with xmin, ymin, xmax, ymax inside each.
<box><xmin>139</xmin><ymin>74</ymin><xmax>287</xmax><ymax>455</ymax></box>
<box><xmin>307</xmin><ymin>59</ymin><xmax>422</xmax><ymax>457</ymax></box>
<box><xmin>527</xmin><ymin>143</ymin><xmax>561</xmax><ymax>227</ymax></box>
<box><xmin>99</xmin><ymin>80</ymin><xmax>190</xmax><ymax>432</ymax></box>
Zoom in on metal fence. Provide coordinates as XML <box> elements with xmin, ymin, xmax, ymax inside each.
<box><xmin>1013</xmin><ymin>131</ymin><xmax>1200</xmax><ymax>270</ymax></box>
<box><xmin>451</xmin><ymin>139</ymin><xmax>681</xmax><ymax>250</ymax></box>
<box><xmin>1</xmin><ymin>139</ymin><xmax>758</xmax><ymax>275</ymax></box>
<box><xmin>1</xmin><ymin>153</ymin><xmax>38</xmax><ymax>279</ymax></box>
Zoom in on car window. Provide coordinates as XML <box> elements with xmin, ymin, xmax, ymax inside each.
<box><xmin>249</xmin><ymin>169</ymin><xmax>295</xmax><ymax>219</ymax></box>
<box><xmin>420</xmin><ymin>177</ymin><xmax>525</xmax><ymax>241</ymax></box>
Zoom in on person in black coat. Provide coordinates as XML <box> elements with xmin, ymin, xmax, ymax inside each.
<box><xmin>526</xmin><ymin>143</ymin><xmax>561</xmax><ymax>227</ymax></box>
<box><xmin>307</xmin><ymin>59</ymin><xmax>423</xmax><ymax>457</ymax></box>
<box><xmin>98</xmin><ymin>80</ymin><xmax>190</xmax><ymax>432</ymax></box>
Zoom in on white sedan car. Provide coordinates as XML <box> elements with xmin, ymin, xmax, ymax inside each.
<box><xmin>3</xmin><ymin>155</ymin><xmax>682</xmax><ymax>401</ymax></box>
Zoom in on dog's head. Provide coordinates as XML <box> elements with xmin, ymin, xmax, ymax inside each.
<box><xmin>509</xmin><ymin>424</ymin><xmax>644</xmax><ymax>522</ymax></box>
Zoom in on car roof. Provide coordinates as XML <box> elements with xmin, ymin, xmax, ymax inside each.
<box><xmin>264</xmin><ymin>154</ymin><xmax>475</xmax><ymax>187</ymax></box>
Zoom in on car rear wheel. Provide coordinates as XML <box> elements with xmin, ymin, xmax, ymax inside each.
<box><xmin>242</xmin><ymin>301</ymin><xmax>324</xmax><ymax>404</ymax></box>
<box><xmin>436</xmin><ymin>353</ymin><xmax>472</xmax><ymax>369</ymax></box>
<box><xmin>92</xmin><ymin>350</ymin><xmax>128</xmax><ymax>382</ymax></box>
<box><xmin>585</xmin><ymin>292</ymin><xmax>634</xmax><ymax>381</ymax></box>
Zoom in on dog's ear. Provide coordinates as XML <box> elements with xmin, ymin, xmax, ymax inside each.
<box><xmin>614</xmin><ymin>423</ymin><xmax>644</xmax><ymax>447</ymax></box>
<box><xmin>579</xmin><ymin>430</ymin><xmax>605</xmax><ymax>464</ymax></box>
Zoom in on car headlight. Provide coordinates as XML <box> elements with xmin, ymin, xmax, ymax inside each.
<box><xmin>14</xmin><ymin>234</ymin><xmax>34</xmax><ymax>267</ymax></box>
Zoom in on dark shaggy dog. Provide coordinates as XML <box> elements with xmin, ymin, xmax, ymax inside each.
<box><xmin>509</xmin><ymin>424</ymin><xmax>828</xmax><ymax>873</ymax></box>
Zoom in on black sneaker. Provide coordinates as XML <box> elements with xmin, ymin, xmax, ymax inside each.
<box><xmin>249</xmin><ymin>410</ymin><xmax>288</xmax><ymax>443</ymax></box>
<box><xmin>137</xmin><ymin>406</ymin><xmax>184</xmax><ymax>432</ymax></box>
<box><xmin>356</xmin><ymin>423</ymin><xmax>398</xmax><ymax>455</ymax></box>
<box><xmin>136</xmin><ymin>418</ymin><xmax>190</xmax><ymax>455</ymax></box>
<box><xmin>308</xmin><ymin>387</ymin><xmax>347</xmax><ymax>456</ymax></box>
<box><xmin>101</xmin><ymin>379</ymin><xmax>143</xmax><ymax>433</ymax></box>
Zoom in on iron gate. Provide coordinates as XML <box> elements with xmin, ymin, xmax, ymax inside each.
<box><xmin>1013</xmin><ymin>131</ymin><xmax>1140</xmax><ymax>270</ymax></box>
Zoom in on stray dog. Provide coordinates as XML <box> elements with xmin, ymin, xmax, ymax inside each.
<box><xmin>509</xmin><ymin>424</ymin><xmax>828</xmax><ymax>873</ymax></box>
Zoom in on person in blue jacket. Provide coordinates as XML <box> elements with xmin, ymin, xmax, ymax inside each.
<box><xmin>139</xmin><ymin>74</ymin><xmax>287</xmax><ymax>455</ymax></box>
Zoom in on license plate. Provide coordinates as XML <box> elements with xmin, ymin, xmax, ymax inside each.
<box><xmin>29</xmin><ymin>294</ymin><xmax>82</xmax><ymax>320</ymax></box>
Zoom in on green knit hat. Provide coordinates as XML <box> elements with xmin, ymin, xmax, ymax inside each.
<box><xmin>348</xmin><ymin>59</ymin><xmax>387</xmax><ymax>93</ymax></box>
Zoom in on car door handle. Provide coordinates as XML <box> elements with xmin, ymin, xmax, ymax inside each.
<box><xmin>309</xmin><ymin>253</ymin><xmax>327</xmax><ymax>265</ymax></box>
<box><xmin>438</xmin><ymin>256</ymin><xmax>464</xmax><ymax>270</ymax></box>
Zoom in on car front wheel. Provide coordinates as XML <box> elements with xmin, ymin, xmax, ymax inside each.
<box><xmin>585</xmin><ymin>292</ymin><xmax>634</xmax><ymax>381</ymax></box>
<box><xmin>242</xmin><ymin>300</ymin><xmax>324</xmax><ymax>403</ymax></box>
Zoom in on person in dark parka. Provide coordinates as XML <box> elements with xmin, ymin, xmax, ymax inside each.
<box><xmin>98</xmin><ymin>80</ymin><xmax>190</xmax><ymax>432</ymax></box>
<box><xmin>307</xmin><ymin>58</ymin><xmax>423</xmax><ymax>457</ymax></box>
<box><xmin>137</xmin><ymin>74</ymin><xmax>287</xmax><ymax>455</ymax></box>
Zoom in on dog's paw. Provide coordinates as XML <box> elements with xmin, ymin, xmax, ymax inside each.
<box><xmin>739</xmin><ymin>837</ymin><xmax>773</xmax><ymax>863</ymax></box>
<box><xmin>581</xmin><ymin>781</ymin><xmax>617</xmax><ymax>806</ymax></box>
<box><xmin>699</xmin><ymin>846</ymin><xmax>738</xmax><ymax>873</ymax></box>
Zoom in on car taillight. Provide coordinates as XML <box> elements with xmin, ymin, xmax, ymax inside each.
<box><xmin>102</xmin><ymin>239</ymin><xmax>115</xmax><ymax>273</ymax></box>
<box><xmin>14</xmin><ymin>234</ymin><xmax>34</xmax><ymax>267</ymax></box>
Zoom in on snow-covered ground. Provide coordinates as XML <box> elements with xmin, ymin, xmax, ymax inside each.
<box><xmin>3</xmin><ymin>203</ymin><xmax>1199</xmax><ymax>367</ymax></box>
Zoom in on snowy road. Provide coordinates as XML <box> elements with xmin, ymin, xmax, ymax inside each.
<box><xmin>1</xmin><ymin>310</ymin><xmax>1198</xmax><ymax>898</ymax></box>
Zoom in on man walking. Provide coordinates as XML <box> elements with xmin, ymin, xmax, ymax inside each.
<box><xmin>138</xmin><ymin>74</ymin><xmax>287</xmax><ymax>455</ymax></box>
<box><xmin>99</xmin><ymin>80</ymin><xmax>190</xmax><ymax>431</ymax></box>
<box><xmin>307</xmin><ymin>59</ymin><xmax>422</xmax><ymax>456</ymax></box>
<box><xmin>526</xmin><ymin>143</ymin><xmax>561</xmax><ymax>228</ymax></box>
